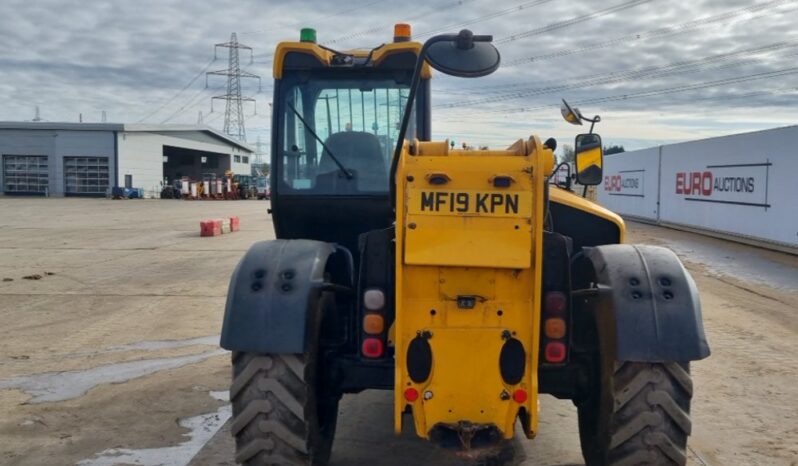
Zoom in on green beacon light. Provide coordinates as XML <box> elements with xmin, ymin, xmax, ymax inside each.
<box><xmin>300</xmin><ymin>28</ymin><xmax>317</xmax><ymax>43</ymax></box>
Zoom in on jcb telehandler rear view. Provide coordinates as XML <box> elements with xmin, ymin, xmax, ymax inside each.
<box><xmin>221</xmin><ymin>24</ymin><xmax>710</xmax><ymax>466</ymax></box>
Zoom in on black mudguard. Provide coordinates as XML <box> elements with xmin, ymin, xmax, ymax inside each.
<box><xmin>580</xmin><ymin>244</ymin><xmax>711</xmax><ymax>362</ymax></box>
<box><xmin>220</xmin><ymin>239</ymin><xmax>336</xmax><ymax>354</ymax></box>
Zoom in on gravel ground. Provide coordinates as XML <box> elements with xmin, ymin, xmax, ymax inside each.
<box><xmin>0</xmin><ymin>197</ymin><xmax>795</xmax><ymax>466</ymax></box>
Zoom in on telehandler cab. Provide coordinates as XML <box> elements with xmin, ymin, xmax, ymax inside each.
<box><xmin>221</xmin><ymin>24</ymin><xmax>710</xmax><ymax>466</ymax></box>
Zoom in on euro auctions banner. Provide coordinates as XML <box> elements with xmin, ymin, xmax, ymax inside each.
<box><xmin>597</xmin><ymin>148</ymin><xmax>660</xmax><ymax>221</ymax></box>
<box><xmin>673</xmin><ymin>163</ymin><xmax>769</xmax><ymax>207</ymax></box>
<box><xmin>659</xmin><ymin>126</ymin><xmax>798</xmax><ymax>248</ymax></box>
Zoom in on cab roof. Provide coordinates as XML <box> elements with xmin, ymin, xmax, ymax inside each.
<box><xmin>272</xmin><ymin>40</ymin><xmax>432</xmax><ymax>79</ymax></box>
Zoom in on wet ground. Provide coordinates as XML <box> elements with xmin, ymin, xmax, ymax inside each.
<box><xmin>0</xmin><ymin>197</ymin><xmax>796</xmax><ymax>466</ymax></box>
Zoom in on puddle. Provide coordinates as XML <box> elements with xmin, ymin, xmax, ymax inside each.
<box><xmin>57</xmin><ymin>335</ymin><xmax>220</xmax><ymax>361</ymax></box>
<box><xmin>106</xmin><ymin>336</ymin><xmax>218</xmax><ymax>352</ymax></box>
<box><xmin>0</xmin><ymin>350</ymin><xmax>226</xmax><ymax>403</ymax></box>
<box><xmin>78</xmin><ymin>391</ymin><xmax>232</xmax><ymax>466</ymax></box>
<box><xmin>658</xmin><ymin>236</ymin><xmax>798</xmax><ymax>292</ymax></box>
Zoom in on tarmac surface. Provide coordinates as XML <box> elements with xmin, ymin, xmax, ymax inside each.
<box><xmin>0</xmin><ymin>197</ymin><xmax>796</xmax><ymax>466</ymax></box>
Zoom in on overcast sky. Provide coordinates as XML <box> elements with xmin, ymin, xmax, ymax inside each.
<box><xmin>2</xmin><ymin>0</ymin><xmax>797</xmax><ymax>155</ymax></box>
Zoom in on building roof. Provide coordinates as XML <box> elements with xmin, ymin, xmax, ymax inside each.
<box><xmin>0</xmin><ymin>121</ymin><xmax>254</xmax><ymax>153</ymax></box>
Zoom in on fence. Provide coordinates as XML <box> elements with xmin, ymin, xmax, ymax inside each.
<box><xmin>597</xmin><ymin>125</ymin><xmax>798</xmax><ymax>253</ymax></box>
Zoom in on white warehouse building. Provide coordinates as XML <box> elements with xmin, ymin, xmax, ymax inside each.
<box><xmin>0</xmin><ymin>122</ymin><xmax>254</xmax><ymax>197</ymax></box>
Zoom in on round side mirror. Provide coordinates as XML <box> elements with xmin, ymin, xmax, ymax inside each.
<box><xmin>561</xmin><ymin>99</ymin><xmax>583</xmax><ymax>126</ymax></box>
<box><xmin>425</xmin><ymin>30</ymin><xmax>501</xmax><ymax>78</ymax></box>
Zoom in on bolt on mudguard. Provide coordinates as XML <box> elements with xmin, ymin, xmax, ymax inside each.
<box><xmin>220</xmin><ymin>239</ymin><xmax>336</xmax><ymax>354</ymax></box>
<box><xmin>578</xmin><ymin>244</ymin><xmax>711</xmax><ymax>362</ymax></box>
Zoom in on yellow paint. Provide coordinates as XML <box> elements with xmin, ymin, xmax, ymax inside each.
<box><xmin>273</xmin><ymin>40</ymin><xmax>431</xmax><ymax>79</ymax></box>
<box><xmin>394</xmin><ymin>137</ymin><xmax>549</xmax><ymax>440</ymax></box>
<box><xmin>549</xmin><ymin>186</ymin><xmax>626</xmax><ymax>242</ymax></box>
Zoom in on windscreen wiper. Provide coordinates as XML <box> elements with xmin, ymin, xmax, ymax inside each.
<box><xmin>286</xmin><ymin>103</ymin><xmax>353</xmax><ymax>180</ymax></box>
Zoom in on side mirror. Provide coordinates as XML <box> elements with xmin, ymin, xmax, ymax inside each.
<box><xmin>574</xmin><ymin>133</ymin><xmax>603</xmax><ymax>186</ymax></box>
<box><xmin>561</xmin><ymin>98</ymin><xmax>601</xmax><ymax>133</ymax></box>
<box><xmin>425</xmin><ymin>30</ymin><xmax>501</xmax><ymax>78</ymax></box>
<box><xmin>561</xmin><ymin>99</ymin><xmax>583</xmax><ymax>126</ymax></box>
<box><xmin>390</xmin><ymin>29</ymin><xmax>498</xmax><ymax>206</ymax></box>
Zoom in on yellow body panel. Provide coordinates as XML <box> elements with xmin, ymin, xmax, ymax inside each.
<box><xmin>394</xmin><ymin>138</ymin><xmax>550</xmax><ymax>440</ymax></box>
<box><xmin>404</xmin><ymin>155</ymin><xmax>535</xmax><ymax>269</ymax></box>
<box><xmin>549</xmin><ymin>186</ymin><xmax>626</xmax><ymax>242</ymax></box>
<box><xmin>273</xmin><ymin>40</ymin><xmax>432</xmax><ymax>79</ymax></box>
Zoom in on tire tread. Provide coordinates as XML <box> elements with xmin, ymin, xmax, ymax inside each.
<box><xmin>607</xmin><ymin>362</ymin><xmax>692</xmax><ymax>466</ymax></box>
<box><xmin>230</xmin><ymin>353</ymin><xmax>310</xmax><ymax>466</ymax></box>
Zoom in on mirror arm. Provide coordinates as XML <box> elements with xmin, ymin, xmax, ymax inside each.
<box><xmin>582</xmin><ymin>114</ymin><xmax>601</xmax><ymax>134</ymax></box>
<box><xmin>389</xmin><ymin>34</ymin><xmax>457</xmax><ymax>208</ymax></box>
<box><xmin>390</xmin><ymin>31</ymin><xmax>497</xmax><ymax>208</ymax></box>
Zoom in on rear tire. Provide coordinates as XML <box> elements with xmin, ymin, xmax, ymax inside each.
<box><xmin>578</xmin><ymin>361</ymin><xmax>693</xmax><ymax>466</ymax></box>
<box><xmin>229</xmin><ymin>294</ymin><xmax>339</xmax><ymax>466</ymax></box>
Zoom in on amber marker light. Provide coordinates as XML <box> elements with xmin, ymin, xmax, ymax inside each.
<box><xmin>363</xmin><ymin>314</ymin><xmax>385</xmax><ymax>335</ymax></box>
<box><xmin>544</xmin><ymin>317</ymin><xmax>567</xmax><ymax>339</ymax></box>
<box><xmin>394</xmin><ymin>23</ymin><xmax>412</xmax><ymax>42</ymax></box>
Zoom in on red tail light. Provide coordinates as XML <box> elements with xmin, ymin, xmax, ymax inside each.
<box><xmin>404</xmin><ymin>387</ymin><xmax>419</xmax><ymax>402</ymax></box>
<box><xmin>362</xmin><ymin>338</ymin><xmax>384</xmax><ymax>358</ymax></box>
<box><xmin>512</xmin><ymin>389</ymin><xmax>528</xmax><ymax>403</ymax></box>
<box><xmin>544</xmin><ymin>291</ymin><xmax>567</xmax><ymax>314</ymax></box>
<box><xmin>544</xmin><ymin>341</ymin><xmax>567</xmax><ymax>363</ymax></box>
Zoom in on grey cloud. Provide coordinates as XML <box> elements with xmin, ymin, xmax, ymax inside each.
<box><xmin>1</xmin><ymin>0</ymin><xmax>796</xmax><ymax>149</ymax></box>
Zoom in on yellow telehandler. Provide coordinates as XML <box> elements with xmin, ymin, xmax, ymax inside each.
<box><xmin>221</xmin><ymin>24</ymin><xmax>710</xmax><ymax>465</ymax></box>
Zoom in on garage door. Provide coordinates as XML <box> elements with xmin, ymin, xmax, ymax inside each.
<box><xmin>2</xmin><ymin>155</ymin><xmax>49</xmax><ymax>194</ymax></box>
<box><xmin>64</xmin><ymin>157</ymin><xmax>109</xmax><ymax>195</ymax></box>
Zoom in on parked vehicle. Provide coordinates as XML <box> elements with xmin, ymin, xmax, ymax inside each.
<box><xmin>255</xmin><ymin>176</ymin><xmax>270</xmax><ymax>199</ymax></box>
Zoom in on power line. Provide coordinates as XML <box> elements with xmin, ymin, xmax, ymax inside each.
<box><xmin>137</xmin><ymin>57</ymin><xmax>216</xmax><ymax>123</ymax></box>
<box><xmin>250</xmin><ymin>0</ymin><xmax>477</xmax><ymax>63</ymax></box>
<box><xmin>632</xmin><ymin>85</ymin><xmax>798</xmax><ymax>110</ymax></box>
<box><xmin>413</xmin><ymin>0</ymin><xmax>558</xmax><ymax>40</ymax></box>
<box><xmin>160</xmin><ymin>84</ymin><xmax>222</xmax><ymax>124</ymax></box>
<box><xmin>494</xmin><ymin>0</ymin><xmax>657</xmax><ymax>45</ymax></box>
<box><xmin>435</xmin><ymin>41</ymin><xmax>798</xmax><ymax>107</ymax></box>
<box><xmin>156</xmin><ymin>0</ymin><xmax>797</xmax><ymax>127</ymax></box>
<box><xmin>492</xmin><ymin>65</ymin><xmax>798</xmax><ymax>114</ymax></box>
<box><xmin>324</xmin><ymin>0</ymin><xmax>478</xmax><ymax>45</ymax></box>
<box><xmin>433</xmin><ymin>85</ymin><xmax>798</xmax><ymax>125</ymax></box>
<box><xmin>499</xmin><ymin>0</ymin><xmax>798</xmax><ymax>66</ymax></box>
<box><xmin>239</xmin><ymin>0</ymin><xmax>391</xmax><ymax>36</ymax></box>
<box><xmin>205</xmin><ymin>111</ymin><xmax>224</xmax><ymax>124</ymax></box>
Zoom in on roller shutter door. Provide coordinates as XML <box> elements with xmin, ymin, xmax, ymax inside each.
<box><xmin>2</xmin><ymin>155</ymin><xmax>49</xmax><ymax>194</ymax></box>
<box><xmin>64</xmin><ymin>156</ymin><xmax>109</xmax><ymax>195</ymax></box>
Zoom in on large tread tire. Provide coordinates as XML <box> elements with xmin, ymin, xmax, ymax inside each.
<box><xmin>579</xmin><ymin>361</ymin><xmax>693</xmax><ymax>466</ymax></box>
<box><xmin>229</xmin><ymin>296</ymin><xmax>338</xmax><ymax>466</ymax></box>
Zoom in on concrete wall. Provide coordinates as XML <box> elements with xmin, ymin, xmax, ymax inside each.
<box><xmin>0</xmin><ymin>129</ymin><xmax>115</xmax><ymax>196</ymax></box>
<box><xmin>597</xmin><ymin>125</ymin><xmax>798</xmax><ymax>252</ymax></box>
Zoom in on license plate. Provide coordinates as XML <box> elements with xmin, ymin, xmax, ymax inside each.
<box><xmin>408</xmin><ymin>190</ymin><xmax>531</xmax><ymax>217</ymax></box>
